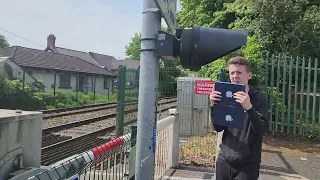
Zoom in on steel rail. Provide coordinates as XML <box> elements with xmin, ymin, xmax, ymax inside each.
<box><xmin>40</xmin><ymin>104</ymin><xmax>177</xmax><ymax>166</ymax></box>
<box><xmin>42</xmin><ymin>97</ymin><xmax>177</xmax><ymax>119</ymax></box>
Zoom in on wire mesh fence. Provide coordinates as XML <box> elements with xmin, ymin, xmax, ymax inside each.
<box><xmin>176</xmin><ymin>77</ymin><xmax>215</xmax><ymax>168</ymax></box>
<box><xmin>116</xmin><ymin>66</ymin><xmax>182</xmax><ymax>137</ymax></box>
<box><xmin>26</xmin><ymin>65</ymin><xmax>182</xmax><ymax>180</ymax></box>
<box><xmin>28</xmin><ymin>127</ymin><xmax>137</xmax><ymax>180</ymax></box>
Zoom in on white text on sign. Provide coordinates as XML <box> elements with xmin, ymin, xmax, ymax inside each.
<box><xmin>195</xmin><ymin>80</ymin><xmax>215</xmax><ymax>95</ymax></box>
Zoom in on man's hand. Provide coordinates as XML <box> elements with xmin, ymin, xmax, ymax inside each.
<box><xmin>234</xmin><ymin>91</ymin><xmax>252</xmax><ymax>110</ymax></box>
<box><xmin>210</xmin><ymin>85</ymin><xmax>221</xmax><ymax>105</ymax></box>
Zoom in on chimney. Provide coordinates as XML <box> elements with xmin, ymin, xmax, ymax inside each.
<box><xmin>47</xmin><ymin>34</ymin><xmax>56</xmax><ymax>47</ymax></box>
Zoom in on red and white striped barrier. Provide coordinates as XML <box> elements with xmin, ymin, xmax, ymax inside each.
<box><xmin>27</xmin><ymin>133</ymin><xmax>132</xmax><ymax>180</ymax></box>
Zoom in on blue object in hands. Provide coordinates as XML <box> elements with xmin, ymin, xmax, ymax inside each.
<box><xmin>212</xmin><ymin>81</ymin><xmax>246</xmax><ymax>129</ymax></box>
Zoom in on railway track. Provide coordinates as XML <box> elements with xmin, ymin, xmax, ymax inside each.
<box><xmin>42</xmin><ymin>97</ymin><xmax>177</xmax><ymax>129</ymax></box>
<box><xmin>41</xmin><ymin>103</ymin><xmax>177</xmax><ymax>166</ymax></box>
<box><xmin>41</xmin><ymin>96</ymin><xmax>176</xmax><ymax>119</ymax></box>
<box><xmin>42</xmin><ymin>98</ymin><xmax>176</xmax><ymax>131</ymax></box>
<box><xmin>42</xmin><ymin>104</ymin><xmax>138</xmax><ymax>133</ymax></box>
<box><xmin>41</xmin><ymin>100</ymin><xmax>176</xmax><ymax>147</ymax></box>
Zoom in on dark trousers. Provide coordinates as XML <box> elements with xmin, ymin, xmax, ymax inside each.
<box><xmin>216</xmin><ymin>158</ymin><xmax>260</xmax><ymax>180</ymax></box>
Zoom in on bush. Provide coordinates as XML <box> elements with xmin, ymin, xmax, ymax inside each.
<box><xmin>0</xmin><ymin>76</ymin><xmax>53</xmax><ymax>110</ymax></box>
<box><xmin>0</xmin><ymin>75</ymin><xmax>136</xmax><ymax>110</ymax></box>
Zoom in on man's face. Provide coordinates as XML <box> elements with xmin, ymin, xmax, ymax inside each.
<box><xmin>228</xmin><ymin>64</ymin><xmax>252</xmax><ymax>85</ymax></box>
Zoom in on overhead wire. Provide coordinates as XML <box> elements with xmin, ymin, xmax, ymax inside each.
<box><xmin>0</xmin><ymin>27</ymin><xmax>45</xmax><ymax>48</ymax></box>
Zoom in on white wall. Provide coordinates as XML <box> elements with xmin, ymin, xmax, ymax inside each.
<box><xmin>31</xmin><ymin>71</ymin><xmax>57</xmax><ymax>90</ymax></box>
<box><xmin>31</xmin><ymin>70</ymin><xmax>112</xmax><ymax>95</ymax></box>
<box><xmin>95</xmin><ymin>77</ymin><xmax>111</xmax><ymax>95</ymax></box>
<box><xmin>0</xmin><ymin>57</ymin><xmax>36</xmax><ymax>84</ymax></box>
<box><xmin>0</xmin><ymin>57</ymin><xmax>113</xmax><ymax>95</ymax></box>
<box><xmin>0</xmin><ymin>58</ymin><xmax>112</xmax><ymax>95</ymax></box>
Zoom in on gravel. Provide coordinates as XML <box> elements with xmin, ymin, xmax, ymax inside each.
<box><xmin>52</xmin><ymin>103</ymin><xmax>176</xmax><ymax>139</ymax></box>
<box><xmin>43</xmin><ymin>99</ymin><xmax>176</xmax><ymax>129</ymax></box>
<box><xmin>43</xmin><ymin>103</ymin><xmax>138</xmax><ymax>128</ymax></box>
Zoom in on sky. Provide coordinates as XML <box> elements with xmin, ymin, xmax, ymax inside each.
<box><xmin>0</xmin><ymin>0</ymin><xmax>181</xmax><ymax>59</ymax></box>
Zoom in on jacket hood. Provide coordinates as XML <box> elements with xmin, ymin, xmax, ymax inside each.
<box><xmin>248</xmin><ymin>85</ymin><xmax>260</xmax><ymax>97</ymax></box>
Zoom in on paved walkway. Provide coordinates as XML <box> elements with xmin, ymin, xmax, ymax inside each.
<box><xmin>162</xmin><ymin>138</ymin><xmax>320</xmax><ymax>180</ymax></box>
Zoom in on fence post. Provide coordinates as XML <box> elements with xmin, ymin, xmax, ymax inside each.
<box><xmin>170</xmin><ymin>109</ymin><xmax>180</xmax><ymax>167</ymax></box>
<box><xmin>128</xmin><ymin>125</ymin><xmax>137</xmax><ymax>180</ymax></box>
<box><xmin>116</xmin><ymin>65</ymin><xmax>127</xmax><ymax>137</ymax></box>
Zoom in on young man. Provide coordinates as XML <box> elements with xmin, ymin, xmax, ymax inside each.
<box><xmin>210</xmin><ymin>56</ymin><xmax>269</xmax><ymax>180</ymax></box>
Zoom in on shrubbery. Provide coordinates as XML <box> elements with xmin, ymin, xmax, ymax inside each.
<box><xmin>0</xmin><ymin>75</ymin><xmax>118</xmax><ymax>111</ymax></box>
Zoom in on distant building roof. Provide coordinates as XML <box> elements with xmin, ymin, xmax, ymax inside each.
<box><xmin>0</xmin><ymin>46</ymin><xmax>116</xmax><ymax>76</ymax></box>
<box><xmin>43</xmin><ymin>34</ymin><xmax>138</xmax><ymax>72</ymax></box>
<box><xmin>111</xmin><ymin>59</ymin><xmax>140</xmax><ymax>70</ymax></box>
<box><xmin>50</xmin><ymin>47</ymin><xmax>102</xmax><ymax>66</ymax></box>
<box><xmin>89</xmin><ymin>52</ymin><xmax>117</xmax><ymax>70</ymax></box>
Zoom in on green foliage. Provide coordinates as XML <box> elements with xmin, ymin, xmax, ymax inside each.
<box><xmin>125</xmin><ymin>33</ymin><xmax>141</xmax><ymax>60</ymax></box>
<box><xmin>50</xmin><ymin>90</ymin><xmax>112</xmax><ymax>108</ymax></box>
<box><xmin>0</xmin><ymin>76</ymin><xmax>53</xmax><ymax>110</ymax></box>
<box><xmin>177</xmin><ymin>0</ymin><xmax>236</xmax><ymax>28</ymax></box>
<box><xmin>225</xmin><ymin>0</ymin><xmax>320</xmax><ymax>58</ymax></box>
<box><xmin>159</xmin><ymin>67</ymin><xmax>181</xmax><ymax>97</ymax></box>
<box><xmin>4</xmin><ymin>62</ymin><xmax>14</xmax><ymax>79</ymax></box>
<box><xmin>0</xmin><ymin>34</ymin><xmax>10</xmax><ymax>49</ymax></box>
<box><xmin>197</xmin><ymin>60</ymin><xmax>228</xmax><ymax>80</ymax></box>
<box><xmin>0</xmin><ymin>75</ymin><xmax>133</xmax><ymax>110</ymax></box>
<box><xmin>196</xmin><ymin>35</ymin><xmax>264</xmax><ymax>85</ymax></box>
<box><xmin>177</xmin><ymin>0</ymin><xmax>320</xmax><ymax>80</ymax></box>
<box><xmin>241</xmin><ymin>35</ymin><xmax>264</xmax><ymax>86</ymax></box>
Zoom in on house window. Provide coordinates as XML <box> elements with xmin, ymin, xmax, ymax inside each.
<box><xmin>59</xmin><ymin>74</ymin><xmax>71</xmax><ymax>88</ymax></box>
<box><xmin>104</xmin><ymin>78</ymin><xmax>109</xmax><ymax>89</ymax></box>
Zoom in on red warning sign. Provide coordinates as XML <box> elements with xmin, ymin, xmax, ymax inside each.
<box><xmin>195</xmin><ymin>80</ymin><xmax>215</xmax><ymax>95</ymax></box>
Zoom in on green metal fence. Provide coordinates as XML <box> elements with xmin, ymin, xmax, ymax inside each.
<box><xmin>262</xmin><ymin>53</ymin><xmax>320</xmax><ymax>139</ymax></box>
<box><xmin>114</xmin><ymin>66</ymin><xmax>181</xmax><ymax>101</ymax></box>
<box><xmin>115</xmin><ymin>66</ymin><xmax>182</xmax><ymax>137</ymax></box>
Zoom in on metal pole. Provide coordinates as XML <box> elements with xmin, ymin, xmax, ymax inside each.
<box><xmin>53</xmin><ymin>72</ymin><xmax>56</xmax><ymax>98</ymax></box>
<box><xmin>116</xmin><ymin>65</ymin><xmax>126</xmax><ymax>137</ymax></box>
<box><xmin>135</xmin><ymin>0</ymin><xmax>161</xmax><ymax>179</ymax></box>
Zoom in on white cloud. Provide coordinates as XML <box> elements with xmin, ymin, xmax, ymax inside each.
<box><xmin>0</xmin><ymin>0</ymin><xmax>142</xmax><ymax>58</ymax></box>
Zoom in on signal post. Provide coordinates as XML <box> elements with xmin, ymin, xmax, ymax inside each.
<box><xmin>135</xmin><ymin>0</ymin><xmax>248</xmax><ymax>179</ymax></box>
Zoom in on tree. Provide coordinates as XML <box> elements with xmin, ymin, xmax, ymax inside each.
<box><xmin>176</xmin><ymin>0</ymin><xmax>320</xmax><ymax>82</ymax></box>
<box><xmin>0</xmin><ymin>34</ymin><xmax>10</xmax><ymax>49</ymax></box>
<box><xmin>125</xmin><ymin>33</ymin><xmax>141</xmax><ymax>60</ymax></box>
<box><xmin>177</xmin><ymin>0</ymin><xmax>236</xmax><ymax>29</ymax></box>
<box><xmin>225</xmin><ymin>0</ymin><xmax>320</xmax><ymax>58</ymax></box>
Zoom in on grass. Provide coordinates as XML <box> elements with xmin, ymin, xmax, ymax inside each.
<box><xmin>45</xmin><ymin>88</ymin><xmax>139</xmax><ymax>110</ymax></box>
<box><xmin>179</xmin><ymin>132</ymin><xmax>217</xmax><ymax>167</ymax></box>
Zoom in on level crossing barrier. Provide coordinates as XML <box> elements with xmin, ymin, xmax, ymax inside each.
<box><xmin>24</xmin><ymin>109</ymin><xmax>179</xmax><ymax>180</ymax></box>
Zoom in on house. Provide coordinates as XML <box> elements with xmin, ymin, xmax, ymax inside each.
<box><xmin>0</xmin><ymin>46</ymin><xmax>116</xmax><ymax>96</ymax></box>
<box><xmin>110</xmin><ymin>59</ymin><xmax>140</xmax><ymax>89</ymax></box>
<box><xmin>44</xmin><ymin>34</ymin><xmax>140</xmax><ymax>90</ymax></box>
<box><xmin>0</xmin><ymin>56</ymin><xmax>37</xmax><ymax>84</ymax></box>
<box><xmin>44</xmin><ymin>34</ymin><xmax>114</xmax><ymax>68</ymax></box>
